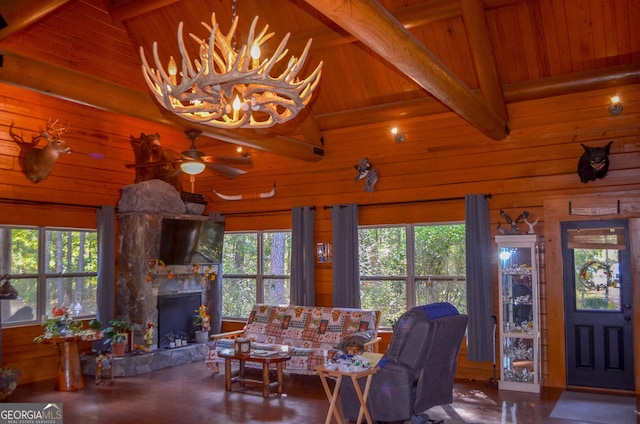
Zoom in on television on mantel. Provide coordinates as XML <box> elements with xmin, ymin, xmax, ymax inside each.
<box><xmin>158</xmin><ymin>218</ymin><xmax>224</xmax><ymax>265</ymax></box>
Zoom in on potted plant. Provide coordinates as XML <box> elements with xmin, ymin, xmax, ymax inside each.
<box><xmin>104</xmin><ymin>318</ymin><xmax>133</xmax><ymax>356</ymax></box>
<box><xmin>0</xmin><ymin>367</ymin><xmax>20</xmax><ymax>401</ymax></box>
<box><xmin>193</xmin><ymin>305</ymin><xmax>210</xmax><ymax>344</ymax></box>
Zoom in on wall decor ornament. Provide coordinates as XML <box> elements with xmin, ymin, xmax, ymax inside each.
<box><xmin>212</xmin><ymin>183</ymin><xmax>276</xmax><ymax>200</ymax></box>
<box><xmin>523</xmin><ymin>216</ymin><xmax>539</xmax><ymax>234</ymax></box>
<box><xmin>577</xmin><ymin>141</ymin><xmax>613</xmax><ymax>183</ymax></box>
<box><xmin>497</xmin><ymin>210</ymin><xmax>529</xmax><ymax>235</ymax></box>
<box><xmin>9</xmin><ymin>119</ymin><xmax>72</xmax><ymax>183</ymax></box>
<box><xmin>579</xmin><ymin>260</ymin><xmax>613</xmax><ymax>291</ymax></box>
<box><xmin>354</xmin><ymin>158</ymin><xmax>378</xmax><ymax>192</ymax></box>
<box><xmin>128</xmin><ymin>132</ymin><xmax>183</xmax><ymax>191</ymax></box>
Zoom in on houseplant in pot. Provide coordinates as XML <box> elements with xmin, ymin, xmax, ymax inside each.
<box><xmin>193</xmin><ymin>305</ymin><xmax>210</xmax><ymax>344</ymax></box>
<box><xmin>104</xmin><ymin>318</ymin><xmax>133</xmax><ymax>356</ymax></box>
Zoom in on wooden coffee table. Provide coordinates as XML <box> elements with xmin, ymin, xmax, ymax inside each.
<box><xmin>218</xmin><ymin>348</ymin><xmax>291</xmax><ymax>398</ymax></box>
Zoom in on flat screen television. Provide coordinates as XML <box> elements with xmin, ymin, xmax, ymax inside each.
<box><xmin>158</xmin><ymin>218</ymin><xmax>224</xmax><ymax>265</ymax></box>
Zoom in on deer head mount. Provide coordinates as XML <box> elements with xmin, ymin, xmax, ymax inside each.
<box><xmin>9</xmin><ymin>119</ymin><xmax>72</xmax><ymax>183</ymax></box>
<box><xmin>577</xmin><ymin>141</ymin><xmax>613</xmax><ymax>183</ymax></box>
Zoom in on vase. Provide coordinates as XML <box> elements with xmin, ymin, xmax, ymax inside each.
<box><xmin>195</xmin><ymin>331</ymin><xmax>208</xmax><ymax>344</ymax></box>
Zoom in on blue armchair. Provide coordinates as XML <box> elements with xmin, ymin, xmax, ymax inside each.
<box><xmin>340</xmin><ymin>303</ymin><xmax>468</xmax><ymax>423</ymax></box>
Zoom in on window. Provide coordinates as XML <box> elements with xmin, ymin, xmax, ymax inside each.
<box><xmin>359</xmin><ymin>223</ymin><xmax>466</xmax><ymax>327</ymax></box>
<box><xmin>0</xmin><ymin>226</ymin><xmax>98</xmax><ymax>325</ymax></box>
<box><xmin>221</xmin><ymin>231</ymin><xmax>291</xmax><ymax>318</ymax></box>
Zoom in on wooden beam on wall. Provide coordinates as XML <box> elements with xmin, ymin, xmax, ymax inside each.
<box><xmin>0</xmin><ymin>49</ymin><xmax>324</xmax><ymax>162</ymax></box>
<box><xmin>314</xmin><ymin>63</ymin><xmax>640</xmax><ymax>131</ymax></box>
<box><xmin>0</xmin><ymin>0</ymin><xmax>71</xmax><ymax>41</ymax></box>
<box><xmin>303</xmin><ymin>0</ymin><xmax>509</xmax><ymax>141</ymax></box>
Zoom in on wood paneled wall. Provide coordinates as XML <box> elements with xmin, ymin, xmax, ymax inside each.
<box><xmin>1</xmin><ymin>81</ymin><xmax>639</xmax><ymax>387</ymax></box>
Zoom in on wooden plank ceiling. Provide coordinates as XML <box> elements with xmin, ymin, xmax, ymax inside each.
<box><xmin>0</xmin><ymin>0</ymin><xmax>639</xmax><ymax>162</ymax></box>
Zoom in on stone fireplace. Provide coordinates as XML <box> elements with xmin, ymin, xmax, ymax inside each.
<box><xmin>116</xmin><ymin>212</ymin><xmax>222</xmax><ymax>348</ymax></box>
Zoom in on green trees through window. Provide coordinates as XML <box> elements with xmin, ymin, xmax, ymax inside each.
<box><xmin>221</xmin><ymin>231</ymin><xmax>291</xmax><ymax>318</ymax></box>
<box><xmin>220</xmin><ymin>224</ymin><xmax>466</xmax><ymax>324</ymax></box>
<box><xmin>359</xmin><ymin>224</ymin><xmax>466</xmax><ymax>327</ymax></box>
<box><xmin>0</xmin><ymin>226</ymin><xmax>98</xmax><ymax>325</ymax></box>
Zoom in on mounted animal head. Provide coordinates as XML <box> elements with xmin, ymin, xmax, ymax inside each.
<box><xmin>354</xmin><ymin>158</ymin><xmax>378</xmax><ymax>192</ymax></box>
<box><xmin>129</xmin><ymin>132</ymin><xmax>182</xmax><ymax>192</ymax></box>
<box><xmin>9</xmin><ymin>119</ymin><xmax>72</xmax><ymax>183</ymax></box>
<box><xmin>577</xmin><ymin>141</ymin><xmax>613</xmax><ymax>183</ymax></box>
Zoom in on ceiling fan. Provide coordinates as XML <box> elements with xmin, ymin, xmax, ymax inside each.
<box><xmin>180</xmin><ymin>129</ymin><xmax>252</xmax><ymax>178</ymax></box>
<box><xmin>125</xmin><ymin>129</ymin><xmax>252</xmax><ymax>180</ymax></box>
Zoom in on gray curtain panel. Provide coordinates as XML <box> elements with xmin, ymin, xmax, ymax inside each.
<box><xmin>291</xmin><ymin>206</ymin><xmax>316</xmax><ymax>306</ymax></box>
<box><xmin>208</xmin><ymin>264</ymin><xmax>223</xmax><ymax>334</ymax></box>
<box><xmin>464</xmin><ymin>194</ymin><xmax>495</xmax><ymax>361</ymax></box>
<box><xmin>332</xmin><ymin>204</ymin><xmax>360</xmax><ymax>308</ymax></box>
<box><xmin>96</xmin><ymin>206</ymin><xmax>115</xmax><ymax>329</ymax></box>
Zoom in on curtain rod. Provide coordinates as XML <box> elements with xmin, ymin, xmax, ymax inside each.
<box><xmin>0</xmin><ymin>197</ymin><xmax>103</xmax><ymax>210</ymax></box>
<box><xmin>323</xmin><ymin>194</ymin><xmax>491</xmax><ymax>210</ymax></box>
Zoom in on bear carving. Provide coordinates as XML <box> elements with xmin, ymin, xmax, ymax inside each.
<box><xmin>130</xmin><ymin>133</ymin><xmax>182</xmax><ymax>192</ymax></box>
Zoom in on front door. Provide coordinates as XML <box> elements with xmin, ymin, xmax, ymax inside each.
<box><xmin>561</xmin><ymin>220</ymin><xmax>634</xmax><ymax>390</ymax></box>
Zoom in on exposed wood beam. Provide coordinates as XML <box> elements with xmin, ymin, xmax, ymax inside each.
<box><xmin>107</xmin><ymin>0</ymin><xmax>181</xmax><ymax>23</ymax></box>
<box><xmin>0</xmin><ymin>49</ymin><xmax>324</xmax><ymax>162</ymax></box>
<box><xmin>297</xmin><ymin>112</ymin><xmax>324</xmax><ymax>150</ymax></box>
<box><xmin>460</xmin><ymin>0</ymin><xmax>508</xmax><ymax>124</ymax></box>
<box><xmin>304</xmin><ymin>0</ymin><xmax>509</xmax><ymax>140</ymax></box>
<box><xmin>0</xmin><ymin>0</ymin><xmax>71</xmax><ymax>41</ymax></box>
<box><xmin>290</xmin><ymin>0</ymin><xmax>525</xmax><ymax>52</ymax></box>
<box><xmin>314</xmin><ymin>64</ymin><xmax>640</xmax><ymax>131</ymax></box>
<box><xmin>504</xmin><ymin>63</ymin><xmax>640</xmax><ymax>103</ymax></box>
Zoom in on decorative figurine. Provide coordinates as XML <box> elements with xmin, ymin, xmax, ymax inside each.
<box><xmin>354</xmin><ymin>158</ymin><xmax>378</xmax><ymax>192</ymax></box>
<box><xmin>144</xmin><ymin>321</ymin><xmax>155</xmax><ymax>349</ymax></box>
<box><xmin>498</xmin><ymin>210</ymin><xmax>529</xmax><ymax>235</ymax></box>
<box><xmin>523</xmin><ymin>216</ymin><xmax>539</xmax><ymax>234</ymax></box>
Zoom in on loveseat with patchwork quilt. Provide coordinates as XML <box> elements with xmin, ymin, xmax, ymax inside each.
<box><xmin>205</xmin><ymin>304</ymin><xmax>381</xmax><ymax>375</ymax></box>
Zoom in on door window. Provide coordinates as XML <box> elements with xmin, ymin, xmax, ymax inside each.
<box><xmin>567</xmin><ymin>227</ymin><xmax>625</xmax><ymax>312</ymax></box>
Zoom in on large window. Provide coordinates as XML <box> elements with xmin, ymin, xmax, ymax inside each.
<box><xmin>359</xmin><ymin>223</ymin><xmax>466</xmax><ymax>327</ymax></box>
<box><xmin>222</xmin><ymin>231</ymin><xmax>291</xmax><ymax>318</ymax></box>
<box><xmin>0</xmin><ymin>226</ymin><xmax>98</xmax><ymax>325</ymax></box>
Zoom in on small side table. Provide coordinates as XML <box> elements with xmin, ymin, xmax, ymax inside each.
<box><xmin>315</xmin><ymin>364</ymin><xmax>379</xmax><ymax>424</ymax></box>
<box><xmin>41</xmin><ymin>331</ymin><xmax>102</xmax><ymax>391</ymax></box>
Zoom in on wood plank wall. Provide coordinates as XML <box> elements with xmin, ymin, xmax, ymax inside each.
<box><xmin>1</xmin><ymin>81</ymin><xmax>639</xmax><ymax>387</ymax></box>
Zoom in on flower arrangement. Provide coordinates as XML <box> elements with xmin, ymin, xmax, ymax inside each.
<box><xmin>194</xmin><ymin>304</ymin><xmax>211</xmax><ymax>333</ymax></box>
<box><xmin>33</xmin><ymin>306</ymin><xmax>84</xmax><ymax>343</ymax></box>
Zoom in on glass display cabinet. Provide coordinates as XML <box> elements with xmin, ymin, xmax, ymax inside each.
<box><xmin>495</xmin><ymin>234</ymin><xmax>540</xmax><ymax>392</ymax></box>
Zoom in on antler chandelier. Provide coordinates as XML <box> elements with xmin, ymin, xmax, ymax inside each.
<box><xmin>140</xmin><ymin>12</ymin><xmax>323</xmax><ymax>129</ymax></box>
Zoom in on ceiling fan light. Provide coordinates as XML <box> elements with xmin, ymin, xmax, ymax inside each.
<box><xmin>181</xmin><ymin>161</ymin><xmax>206</xmax><ymax>175</ymax></box>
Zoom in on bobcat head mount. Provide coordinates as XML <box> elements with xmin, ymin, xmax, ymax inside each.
<box><xmin>577</xmin><ymin>141</ymin><xmax>613</xmax><ymax>183</ymax></box>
